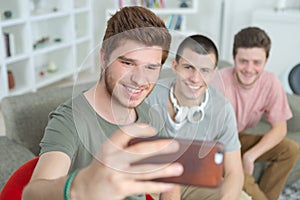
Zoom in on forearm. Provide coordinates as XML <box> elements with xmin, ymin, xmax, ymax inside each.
<box><xmin>245</xmin><ymin>121</ymin><xmax>287</xmax><ymax>161</ymax></box>
<box><xmin>22</xmin><ymin>177</ymin><xmax>67</xmax><ymax>200</ymax></box>
<box><xmin>219</xmin><ymin>173</ymin><xmax>244</xmax><ymax>200</ymax></box>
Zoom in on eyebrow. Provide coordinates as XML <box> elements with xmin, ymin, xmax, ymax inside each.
<box><xmin>118</xmin><ymin>56</ymin><xmax>162</xmax><ymax>68</ymax></box>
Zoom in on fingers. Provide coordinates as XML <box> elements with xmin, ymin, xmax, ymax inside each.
<box><xmin>128</xmin><ymin>162</ymin><xmax>183</xmax><ymax>179</ymax></box>
<box><xmin>115</xmin><ymin>163</ymin><xmax>183</xmax><ymax>198</ymax></box>
<box><xmin>120</xmin><ymin>138</ymin><xmax>179</xmax><ymax>164</ymax></box>
<box><xmin>101</xmin><ymin>123</ymin><xmax>157</xmax><ymax>155</ymax></box>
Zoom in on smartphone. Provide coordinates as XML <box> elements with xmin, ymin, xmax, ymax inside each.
<box><xmin>128</xmin><ymin>136</ymin><xmax>225</xmax><ymax>188</ymax></box>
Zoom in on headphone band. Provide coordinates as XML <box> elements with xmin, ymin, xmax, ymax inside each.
<box><xmin>169</xmin><ymin>83</ymin><xmax>209</xmax><ymax>123</ymax></box>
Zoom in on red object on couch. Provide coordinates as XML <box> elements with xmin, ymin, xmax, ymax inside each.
<box><xmin>146</xmin><ymin>194</ymin><xmax>154</xmax><ymax>200</ymax></box>
<box><xmin>0</xmin><ymin>157</ymin><xmax>39</xmax><ymax>200</ymax></box>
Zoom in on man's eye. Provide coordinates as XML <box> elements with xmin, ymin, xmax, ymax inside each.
<box><xmin>254</xmin><ymin>61</ymin><xmax>261</xmax><ymax>66</ymax></box>
<box><xmin>121</xmin><ymin>60</ymin><xmax>134</xmax><ymax>66</ymax></box>
<box><xmin>184</xmin><ymin>65</ymin><xmax>193</xmax><ymax>70</ymax></box>
<box><xmin>200</xmin><ymin>68</ymin><xmax>210</xmax><ymax>73</ymax></box>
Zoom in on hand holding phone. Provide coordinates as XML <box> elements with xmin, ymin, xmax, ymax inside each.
<box><xmin>128</xmin><ymin>137</ymin><xmax>225</xmax><ymax>188</ymax></box>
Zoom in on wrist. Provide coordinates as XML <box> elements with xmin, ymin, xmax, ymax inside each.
<box><xmin>64</xmin><ymin>169</ymin><xmax>79</xmax><ymax>200</ymax></box>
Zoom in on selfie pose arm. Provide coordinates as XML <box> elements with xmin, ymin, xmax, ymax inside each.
<box><xmin>23</xmin><ymin>124</ymin><xmax>183</xmax><ymax>200</ymax></box>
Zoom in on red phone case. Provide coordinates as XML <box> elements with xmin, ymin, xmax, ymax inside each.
<box><xmin>128</xmin><ymin>137</ymin><xmax>225</xmax><ymax>188</ymax></box>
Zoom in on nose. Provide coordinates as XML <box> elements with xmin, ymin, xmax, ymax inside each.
<box><xmin>130</xmin><ymin>66</ymin><xmax>147</xmax><ymax>85</ymax></box>
<box><xmin>190</xmin><ymin>69</ymin><xmax>203</xmax><ymax>83</ymax></box>
<box><xmin>244</xmin><ymin>63</ymin><xmax>255</xmax><ymax>72</ymax></box>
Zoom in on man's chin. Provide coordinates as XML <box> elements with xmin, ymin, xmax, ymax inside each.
<box><xmin>128</xmin><ymin>99</ymin><xmax>144</xmax><ymax>108</ymax></box>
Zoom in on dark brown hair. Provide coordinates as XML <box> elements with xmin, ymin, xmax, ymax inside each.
<box><xmin>175</xmin><ymin>34</ymin><xmax>219</xmax><ymax>68</ymax></box>
<box><xmin>102</xmin><ymin>6</ymin><xmax>171</xmax><ymax>64</ymax></box>
<box><xmin>233</xmin><ymin>27</ymin><xmax>271</xmax><ymax>58</ymax></box>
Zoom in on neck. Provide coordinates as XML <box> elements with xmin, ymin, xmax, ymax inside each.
<box><xmin>84</xmin><ymin>81</ymin><xmax>137</xmax><ymax>125</ymax></box>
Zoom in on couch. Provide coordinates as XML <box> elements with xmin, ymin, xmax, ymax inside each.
<box><xmin>0</xmin><ymin>67</ymin><xmax>300</xmax><ymax>191</ymax></box>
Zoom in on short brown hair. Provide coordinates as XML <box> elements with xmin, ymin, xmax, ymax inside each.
<box><xmin>102</xmin><ymin>6</ymin><xmax>171</xmax><ymax>64</ymax></box>
<box><xmin>175</xmin><ymin>34</ymin><xmax>219</xmax><ymax>68</ymax></box>
<box><xmin>233</xmin><ymin>27</ymin><xmax>271</xmax><ymax>58</ymax></box>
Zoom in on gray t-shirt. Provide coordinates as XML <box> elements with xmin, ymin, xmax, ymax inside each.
<box><xmin>40</xmin><ymin>93</ymin><xmax>163</xmax><ymax>200</ymax></box>
<box><xmin>146</xmin><ymin>77</ymin><xmax>240</xmax><ymax>152</ymax></box>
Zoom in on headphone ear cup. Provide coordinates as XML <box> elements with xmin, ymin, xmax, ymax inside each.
<box><xmin>188</xmin><ymin>107</ymin><xmax>204</xmax><ymax>123</ymax></box>
<box><xmin>175</xmin><ymin>106</ymin><xmax>189</xmax><ymax>123</ymax></box>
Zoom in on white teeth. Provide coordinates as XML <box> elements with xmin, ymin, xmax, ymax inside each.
<box><xmin>188</xmin><ymin>85</ymin><xmax>201</xmax><ymax>90</ymax></box>
<box><xmin>127</xmin><ymin>87</ymin><xmax>141</xmax><ymax>93</ymax></box>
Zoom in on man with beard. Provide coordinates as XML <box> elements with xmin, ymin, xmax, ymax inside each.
<box><xmin>23</xmin><ymin>6</ymin><xmax>184</xmax><ymax>200</ymax></box>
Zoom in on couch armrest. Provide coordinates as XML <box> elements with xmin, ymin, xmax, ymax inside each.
<box><xmin>287</xmin><ymin>93</ymin><xmax>300</xmax><ymax>132</ymax></box>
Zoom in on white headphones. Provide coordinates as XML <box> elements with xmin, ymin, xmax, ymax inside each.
<box><xmin>169</xmin><ymin>84</ymin><xmax>209</xmax><ymax>123</ymax></box>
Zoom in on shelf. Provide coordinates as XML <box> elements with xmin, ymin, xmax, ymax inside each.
<box><xmin>0</xmin><ymin>0</ymin><xmax>94</xmax><ymax>99</ymax></box>
<box><xmin>0</xmin><ymin>18</ymin><xmax>26</xmax><ymax>27</ymax></box>
<box><xmin>106</xmin><ymin>0</ymin><xmax>198</xmax><ymax>31</ymax></box>
<box><xmin>2</xmin><ymin>23</ymin><xmax>31</xmax><ymax>57</ymax></box>
<box><xmin>30</xmin><ymin>11</ymin><xmax>70</xmax><ymax>22</ymax></box>
<box><xmin>33</xmin><ymin>42</ymin><xmax>72</xmax><ymax>56</ymax></box>
<box><xmin>34</xmin><ymin>47</ymin><xmax>74</xmax><ymax>88</ymax></box>
<box><xmin>36</xmin><ymin>70</ymin><xmax>74</xmax><ymax>89</ymax></box>
<box><xmin>6</xmin><ymin>59</ymin><xmax>33</xmax><ymax>96</ymax></box>
<box><xmin>74</xmin><ymin>7</ymin><xmax>90</xmax><ymax>14</ymax></box>
<box><xmin>5</xmin><ymin>53</ymin><xmax>29</xmax><ymax>64</ymax></box>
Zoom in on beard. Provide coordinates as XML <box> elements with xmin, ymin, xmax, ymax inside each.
<box><xmin>104</xmin><ymin>68</ymin><xmax>153</xmax><ymax>109</ymax></box>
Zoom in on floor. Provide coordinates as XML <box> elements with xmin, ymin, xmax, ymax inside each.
<box><xmin>0</xmin><ymin>69</ymin><xmax>99</xmax><ymax>137</ymax></box>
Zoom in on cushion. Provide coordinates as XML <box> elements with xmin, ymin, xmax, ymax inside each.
<box><xmin>287</xmin><ymin>93</ymin><xmax>300</xmax><ymax>132</ymax></box>
<box><xmin>0</xmin><ymin>137</ymin><xmax>34</xmax><ymax>191</ymax></box>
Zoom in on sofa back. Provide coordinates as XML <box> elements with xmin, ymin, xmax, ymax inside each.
<box><xmin>0</xmin><ymin>83</ymin><xmax>93</xmax><ymax>155</ymax></box>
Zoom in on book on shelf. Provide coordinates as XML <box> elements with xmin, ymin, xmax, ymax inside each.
<box><xmin>166</xmin><ymin>15</ymin><xmax>183</xmax><ymax>30</ymax></box>
<box><xmin>3</xmin><ymin>32</ymin><xmax>16</xmax><ymax>57</ymax></box>
<box><xmin>116</xmin><ymin>0</ymin><xmax>165</xmax><ymax>9</ymax></box>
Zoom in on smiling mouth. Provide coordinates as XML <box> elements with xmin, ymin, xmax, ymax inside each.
<box><xmin>187</xmin><ymin>84</ymin><xmax>202</xmax><ymax>90</ymax></box>
<box><xmin>242</xmin><ymin>71</ymin><xmax>255</xmax><ymax>78</ymax></box>
<box><xmin>127</xmin><ymin>87</ymin><xmax>143</xmax><ymax>93</ymax></box>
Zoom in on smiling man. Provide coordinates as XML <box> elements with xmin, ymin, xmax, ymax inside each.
<box><xmin>220</xmin><ymin>27</ymin><xmax>299</xmax><ymax>200</ymax></box>
<box><xmin>146</xmin><ymin>34</ymin><xmax>247</xmax><ymax>200</ymax></box>
<box><xmin>22</xmin><ymin>6</ymin><xmax>185</xmax><ymax>200</ymax></box>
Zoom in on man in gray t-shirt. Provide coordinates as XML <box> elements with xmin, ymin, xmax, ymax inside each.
<box><xmin>146</xmin><ymin>35</ymin><xmax>248</xmax><ymax>200</ymax></box>
<box><xmin>23</xmin><ymin>7</ymin><xmax>184</xmax><ymax>200</ymax></box>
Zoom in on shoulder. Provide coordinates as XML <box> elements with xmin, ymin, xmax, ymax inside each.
<box><xmin>219</xmin><ymin>66</ymin><xmax>234</xmax><ymax>76</ymax></box>
<box><xmin>259</xmin><ymin>71</ymin><xmax>283</xmax><ymax>91</ymax></box>
<box><xmin>147</xmin><ymin>77</ymin><xmax>174</xmax><ymax>102</ymax></box>
<box><xmin>261</xmin><ymin>71</ymin><xmax>281</xmax><ymax>83</ymax></box>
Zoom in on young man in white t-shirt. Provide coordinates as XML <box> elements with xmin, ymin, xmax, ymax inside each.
<box><xmin>220</xmin><ymin>26</ymin><xmax>299</xmax><ymax>200</ymax></box>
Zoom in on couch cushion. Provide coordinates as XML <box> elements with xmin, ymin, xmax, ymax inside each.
<box><xmin>0</xmin><ymin>136</ymin><xmax>34</xmax><ymax>190</ymax></box>
<box><xmin>287</xmin><ymin>93</ymin><xmax>300</xmax><ymax>132</ymax></box>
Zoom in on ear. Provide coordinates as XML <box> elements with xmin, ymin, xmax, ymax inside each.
<box><xmin>172</xmin><ymin>59</ymin><xmax>178</xmax><ymax>73</ymax></box>
<box><xmin>265</xmin><ymin>57</ymin><xmax>269</xmax><ymax>65</ymax></box>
